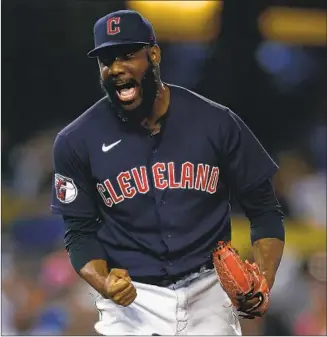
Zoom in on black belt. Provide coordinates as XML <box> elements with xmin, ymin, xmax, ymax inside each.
<box><xmin>133</xmin><ymin>260</ymin><xmax>214</xmax><ymax>287</ymax></box>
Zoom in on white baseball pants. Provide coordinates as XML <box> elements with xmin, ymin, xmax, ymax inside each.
<box><xmin>94</xmin><ymin>268</ymin><xmax>242</xmax><ymax>335</ymax></box>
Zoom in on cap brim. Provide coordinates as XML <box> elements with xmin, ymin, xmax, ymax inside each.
<box><xmin>87</xmin><ymin>41</ymin><xmax>149</xmax><ymax>58</ymax></box>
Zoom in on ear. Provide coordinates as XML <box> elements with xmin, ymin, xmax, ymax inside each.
<box><xmin>98</xmin><ymin>58</ymin><xmax>111</xmax><ymax>81</ymax></box>
<box><xmin>149</xmin><ymin>45</ymin><xmax>161</xmax><ymax>65</ymax></box>
<box><xmin>97</xmin><ymin>58</ymin><xmax>103</xmax><ymax>70</ymax></box>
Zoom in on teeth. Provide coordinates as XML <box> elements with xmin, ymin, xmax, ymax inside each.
<box><xmin>117</xmin><ymin>88</ymin><xmax>136</xmax><ymax>101</ymax></box>
<box><xmin>116</xmin><ymin>81</ymin><xmax>133</xmax><ymax>88</ymax></box>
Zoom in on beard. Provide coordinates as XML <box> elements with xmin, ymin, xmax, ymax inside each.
<box><xmin>100</xmin><ymin>59</ymin><xmax>160</xmax><ymax>124</ymax></box>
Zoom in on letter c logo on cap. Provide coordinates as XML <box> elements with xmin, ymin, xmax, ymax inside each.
<box><xmin>107</xmin><ymin>17</ymin><xmax>120</xmax><ymax>35</ymax></box>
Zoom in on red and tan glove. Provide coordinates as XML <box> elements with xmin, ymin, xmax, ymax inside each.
<box><xmin>212</xmin><ymin>241</ymin><xmax>270</xmax><ymax>319</ymax></box>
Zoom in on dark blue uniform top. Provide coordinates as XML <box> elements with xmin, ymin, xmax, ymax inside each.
<box><xmin>51</xmin><ymin>84</ymin><xmax>278</xmax><ymax>279</ymax></box>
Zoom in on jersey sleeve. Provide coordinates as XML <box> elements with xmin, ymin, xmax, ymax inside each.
<box><xmin>51</xmin><ymin>134</ymin><xmax>98</xmax><ymax>218</ymax></box>
<box><xmin>218</xmin><ymin>109</ymin><xmax>278</xmax><ymax>194</ymax></box>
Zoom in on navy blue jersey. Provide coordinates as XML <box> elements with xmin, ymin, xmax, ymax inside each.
<box><xmin>51</xmin><ymin>84</ymin><xmax>278</xmax><ymax>278</ymax></box>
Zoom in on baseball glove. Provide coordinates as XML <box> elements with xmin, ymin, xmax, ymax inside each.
<box><xmin>212</xmin><ymin>241</ymin><xmax>270</xmax><ymax>319</ymax></box>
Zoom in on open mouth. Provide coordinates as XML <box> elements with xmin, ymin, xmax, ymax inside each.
<box><xmin>115</xmin><ymin>81</ymin><xmax>138</xmax><ymax>103</ymax></box>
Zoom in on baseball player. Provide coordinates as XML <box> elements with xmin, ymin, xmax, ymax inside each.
<box><xmin>51</xmin><ymin>10</ymin><xmax>285</xmax><ymax>335</ymax></box>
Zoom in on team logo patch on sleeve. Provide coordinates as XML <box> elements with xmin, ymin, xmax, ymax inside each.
<box><xmin>55</xmin><ymin>174</ymin><xmax>78</xmax><ymax>204</ymax></box>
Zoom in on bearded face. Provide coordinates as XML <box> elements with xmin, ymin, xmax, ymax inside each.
<box><xmin>98</xmin><ymin>44</ymin><xmax>161</xmax><ymax>123</ymax></box>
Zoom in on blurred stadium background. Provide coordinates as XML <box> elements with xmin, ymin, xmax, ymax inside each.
<box><xmin>1</xmin><ymin>0</ymin><xmax>326</xmax><ymax>335</ymax></box>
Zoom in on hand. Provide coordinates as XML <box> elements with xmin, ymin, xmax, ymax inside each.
<box><xmin>103</xmin><ymin>268</ymin><xmax>137</xmax><ymax>307</ymax></box>
<box><xmin>235</xmin><ymin>261</ymin><xmax>270</xmax><ymax>319</ymax></box>
<box><xmin>235</xmin><ymin>291</ymin><xmax>265</xmax><ymax>319</ymax></box>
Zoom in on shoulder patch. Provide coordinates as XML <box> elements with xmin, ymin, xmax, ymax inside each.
<box><xmin>54</xmin><ymin>174</ymin><xmax>78</xmax><ymax>204</ymax></box>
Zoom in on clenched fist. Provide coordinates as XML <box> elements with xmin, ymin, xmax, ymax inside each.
<box><xmin>103</xmin><ymin>268</ymin><xmax>137</xmax><ymax>307</ymax></box>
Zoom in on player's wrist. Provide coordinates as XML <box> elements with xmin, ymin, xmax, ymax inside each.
<box><xmin>79</xmin><ymin>259</ymin><xmax>110</xmax><ymax>296</ymax></box>
<box><xmin>94</xmin><ymin>276</ymin><xmax>109</xmax><ymax>298</ymax></box>
<box><xmin>262</xmin><ymin>271</ymin><xmax>275</xmax><ymax>290</ymax></box>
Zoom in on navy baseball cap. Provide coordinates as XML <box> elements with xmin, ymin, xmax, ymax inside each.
<box><xmin>87</xmin><ymin>10</ymin><xmax>157</xmax><ymax>58</ymax></box>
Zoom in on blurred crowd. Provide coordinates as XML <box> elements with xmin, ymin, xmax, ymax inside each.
<box><xmin>1</xmin><ymin>0</ymin><xmax>326</xmax><ymax>336</ymax></box>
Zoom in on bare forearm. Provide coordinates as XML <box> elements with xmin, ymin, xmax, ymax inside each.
<box><xmin>252</xmin><ymin>238</ymin><xmax>284</xmax><ymax>289</ymax></box>
<box><xmin>79</xmin><ymin>259</ymin><xmax>110</xmax><ymax>297</ymax></box>
<box><xmin>80</xmin><ymin>261</ymin><xmax>137</xmax><ymax>306</ymax></box>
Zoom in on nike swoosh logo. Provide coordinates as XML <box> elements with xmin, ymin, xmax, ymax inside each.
<box><xmin>102</xmin><ymin>139</ymin><xmax>122</xmax><ymax>152</ymax></box>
